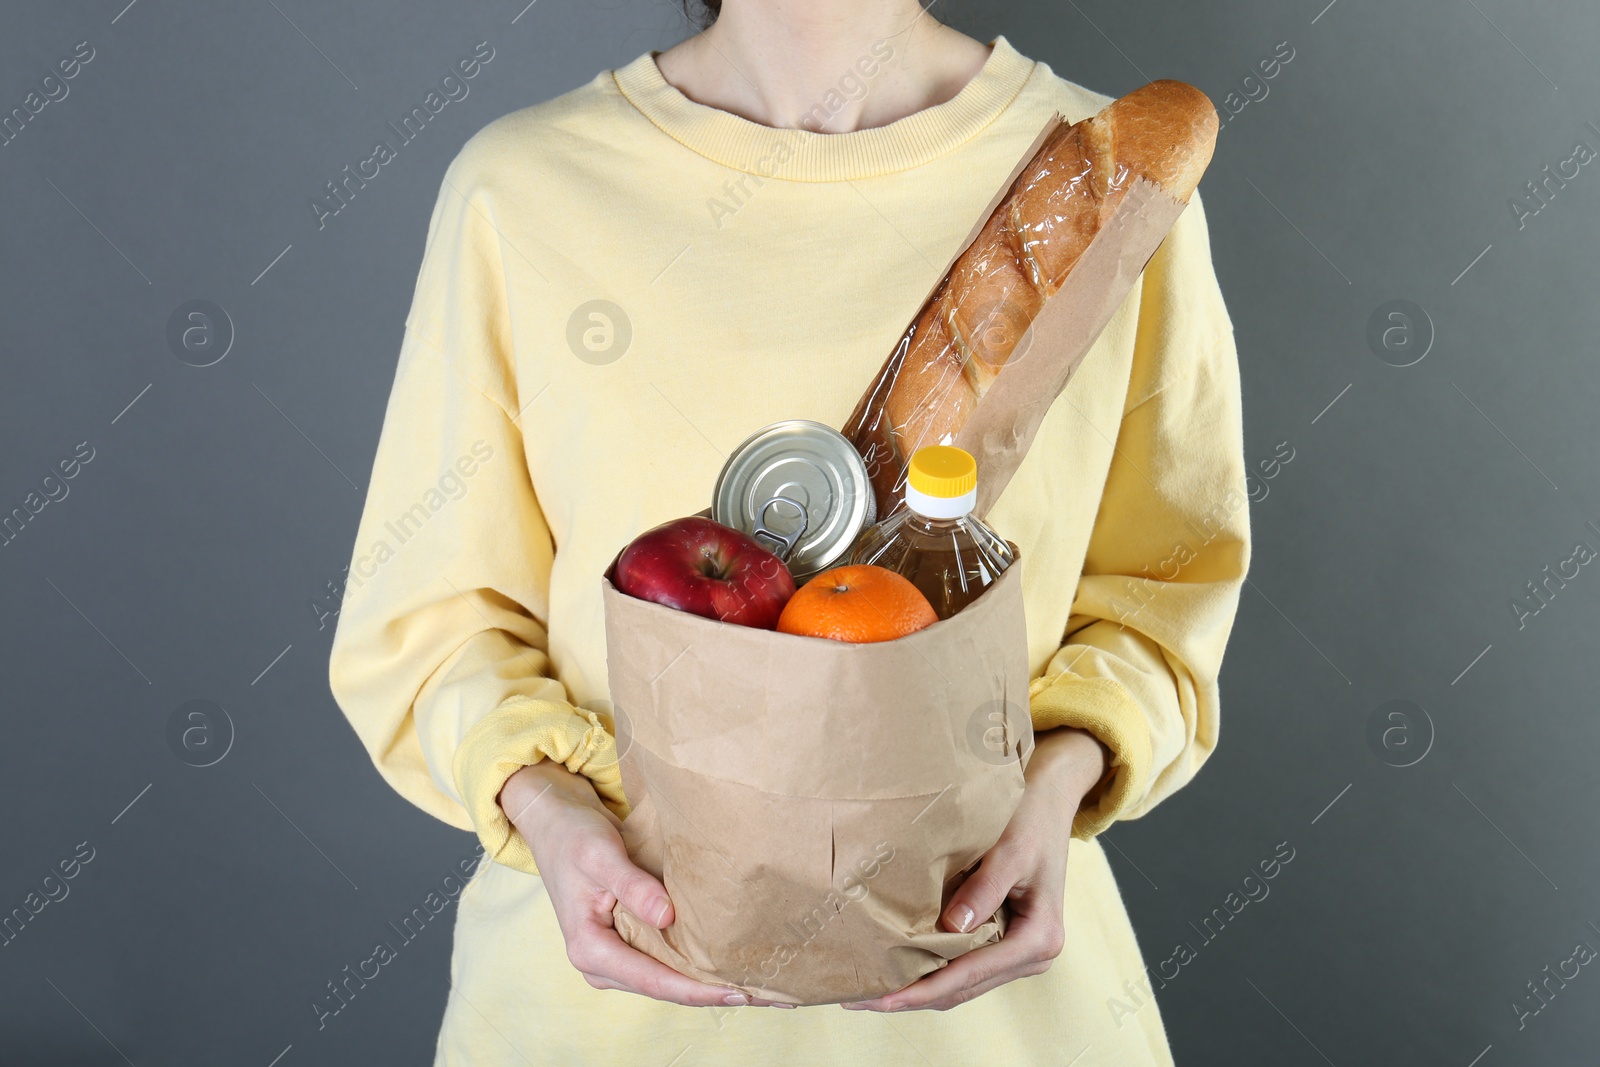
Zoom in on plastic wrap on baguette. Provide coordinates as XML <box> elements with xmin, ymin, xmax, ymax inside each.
<box><xmin>842</xmin><ymin>80</ymin><xmax>1219</xmax><ymax>518</ymax></box>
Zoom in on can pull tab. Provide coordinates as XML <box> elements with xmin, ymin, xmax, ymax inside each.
<box><xmin>749</xmin><ymin>495</ymin><xmax>809</xmax><ymax>561</ymax></box>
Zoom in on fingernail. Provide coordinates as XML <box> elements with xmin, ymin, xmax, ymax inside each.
<box><xmin>950</xmin><ymin>904</ymin><xmax>975</xmax><ymax>933</ymax></box>
<box><xmin>650</xmin><ymin>899</ymin><xmax>670</xmax><ymax>926</ymax></box>
<box><xmin>769</xmin><ymin>1001</ymin><xmax>796</xmax><ymax>1009</ymax></box>
<box><xmin>840</xmin><ymin>1002</ymin><xmax>866</xmax><ymax>1010</ymax></box>
<box><xmin>723</xmin><ymin>993</ymin><xmax>749</xmax><ymax>1006</ymax></box>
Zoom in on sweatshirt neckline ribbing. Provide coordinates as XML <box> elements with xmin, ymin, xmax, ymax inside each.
<box><xmin>611</xmin><ymin>35</ymin><xmax>1036</xmax><ymax>182</ymax></box>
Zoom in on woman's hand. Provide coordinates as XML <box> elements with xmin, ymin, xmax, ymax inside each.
<box><xmin>501</xmin><ymin>761</ymin><xmax>792</xmax><ymax>1008</ymax></box>
<box><xmin>840</xmin><ymin>727</ymin><xmax>1110</xmax><ymax>1013</ymax></box>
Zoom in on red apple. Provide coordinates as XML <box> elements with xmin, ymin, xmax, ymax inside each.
<box><xmin>614</xmin><ymin>516</ymin><xmax>796</xmax><ymax>629</ymax></box>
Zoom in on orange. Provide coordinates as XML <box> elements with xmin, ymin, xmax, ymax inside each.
<box><xmin>776</xmin><ymin>565</ymin><xmax>938</xmax><ymax>643</ymax></box>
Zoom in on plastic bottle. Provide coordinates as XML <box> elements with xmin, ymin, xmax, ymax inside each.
<box><xmin>847</xmin><ymin>445</ymin><xmax>1013</xmax><ymax>620</ymax></box>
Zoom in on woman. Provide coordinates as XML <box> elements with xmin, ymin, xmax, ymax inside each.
<box><xmin>329</xmin><ymin>0</ymin><xmax>1250</xmax><ymax>1062</ymax></box>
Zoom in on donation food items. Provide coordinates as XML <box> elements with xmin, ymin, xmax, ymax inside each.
<box><xmin>612</xmin><ymin>514</ymin><xmax>940</xmax><ymax>643</ymax></box>
<box><xmin>613</xmin><ymin>442</ymin><xmax>1000</xmax><ymax>639</ymax></box>
<box><xmin>843</xmin><ymin>79</ymin><xmax>1220</xmax><ymax>519</ymax></box>
<box><xmin>611</xmin><ymin>512</ymin><xmax>940</xmax><ymax>642</ymax></box>
<box><xmin>613</xmin><ymin>420</ymin><xmax>954</xmax><ymax>642</ymax></box>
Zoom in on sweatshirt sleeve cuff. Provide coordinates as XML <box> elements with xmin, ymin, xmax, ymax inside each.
<box><xmin>452</xmin><ymin>695</ymin><xmax>630</xmax><ymax>877</ymax></box>
<box><xmin>1028</xmin><ymin>673</ymin><xmax>1153</xmax><ymax>840</ymax></box>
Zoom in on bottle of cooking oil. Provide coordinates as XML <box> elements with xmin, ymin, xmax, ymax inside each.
<box><xmin>848</xmin><ymin>445</ymin><xmax>1014</xmax><ymax>620</ymax></box>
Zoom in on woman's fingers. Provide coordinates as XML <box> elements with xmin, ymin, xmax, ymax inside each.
<box><xmin>845</xmin><ymin>894</ymin><xmax>1063</xmax><ymax>1012</ymax></box>
<box><xmin>525</xmin><ymin>781</ymin><xmax>796</xmax><ymax>1008</ymax></box>
<box><xmin>583</xmin><ymin>966</ymin><xmax>793</xmax><ymax>1008</ymax></box>
<box><xmin>567</xmin><ymin>838</ymin><xmax>767</xmax><ymax>1007</ymax></box>
<box><xmin>843</xmin><ymin>819</ymin><xmax>1072</xmax><ymax>1013</ymax></box>
<box><xmin>939</xmin><ymin>834</ymin><xmax>1029</xmax><ymax>935</ymax></box>
<box><xmin>575</xmin><ymin>831</ymin><xmax>674</xmax><ymax>929</ymax></box>
<box><xmin>572</xmin><ymin>925</ymin><xmax>752</xmax><ymax>1006</ymax></box>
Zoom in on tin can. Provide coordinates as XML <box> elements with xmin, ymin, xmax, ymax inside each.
<box><xmin>712</xmin><ymin>420</ymin><xmax>877</xmax><ymax>582</ymax></box>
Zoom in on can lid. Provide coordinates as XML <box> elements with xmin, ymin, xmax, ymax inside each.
<box><xmin>713</xmin><ymin>420</ymin><xmax>876</xmax><ymax>581</ymax></box>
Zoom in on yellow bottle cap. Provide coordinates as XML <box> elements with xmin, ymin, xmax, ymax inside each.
<box><xmin>908</xmin><ymin>445</ymin><xmax>977</xmax><ymax>499</ymax></box>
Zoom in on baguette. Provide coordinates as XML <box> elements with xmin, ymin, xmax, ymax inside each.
<box><xmin>842</xmin><ymin>80</ymin><xmax>1219</xmax><ymax>516</ymax></box>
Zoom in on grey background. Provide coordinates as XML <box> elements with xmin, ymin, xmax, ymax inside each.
<box><xmin>2</xmin><ymin>0</ymin><xmax>1596</xmax><ymax>1063</ymax></box>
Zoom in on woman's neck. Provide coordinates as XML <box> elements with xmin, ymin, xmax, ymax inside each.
<box><xmin>654</xmin><ymin>0</ymin><xmax>992</xmax><ymax>133</ymax></box>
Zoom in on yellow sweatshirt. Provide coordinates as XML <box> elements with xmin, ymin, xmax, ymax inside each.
<box><xmin>329</xmin><ymin>34</ymin><xmax>1248</xmax><ymax>1066</ymax></box>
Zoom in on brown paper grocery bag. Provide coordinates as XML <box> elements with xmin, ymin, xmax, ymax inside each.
<box><xmin>602</xmin><ymin>553</ymin><xmax>1033</xmax><ymax>1005</ymax></box>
